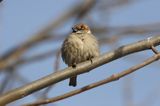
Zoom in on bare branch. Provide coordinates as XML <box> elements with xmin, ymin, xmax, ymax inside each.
<box><xmin>0</xmin><ymin>35</ymin><xmax>160</xmax><ymax>105</ymax></box>
<box><xmin>93</xmin><ymin>23</ymin><xmax>160</xmax><ymax>36</ymax></box>
<box><xmin>39</xmin><ymin>50</ymin><xmax>61</xmax><ymax>99</ymax></box>
<box><xmin>23</xmin><ymin>52</ymin><xmax>160</xmax><ymax>106</ymax></box>
<box><xmin>151</xmin><ymin>46</ymin><xmax>159</xmax><ymax>54</ymax></box>
<box><xmin>10</xmin><ymin>50</ymin><xmax>57</xmax><ymax>67</ymax></box>
<box><xmin>0</xmin><ymin>0</ymin><xmax>95</xmax><ymax>70</ymax></box>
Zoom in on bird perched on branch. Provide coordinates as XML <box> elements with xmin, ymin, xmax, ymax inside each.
<box><xmin>61</xmin><ymin>23</ymin><xmax>100</xmax><ymax>87</ymax></box>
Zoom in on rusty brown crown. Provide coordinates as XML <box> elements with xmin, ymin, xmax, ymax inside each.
<box><xmin>72</xmin><ymin>23</ymin><xmax>91</xmax><ymax>33</ymax></box>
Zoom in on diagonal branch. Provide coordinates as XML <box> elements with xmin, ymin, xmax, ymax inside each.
<box><xmin>23</xmin><ymin>52</ymin><xmax>160</xmax><ymax>106</ymax></box>
<box><xmin>0</xmin><ymin>35</ymin><xmax>160</xmax><ymax>105</ymax></box>
<box><xmin>0</xmin><ymin>0</ymin><xmax>96</xmax><ymax>70</ymax></box>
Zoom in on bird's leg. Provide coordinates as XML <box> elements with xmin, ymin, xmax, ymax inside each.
<box><xmin>72</xmin><ymin>63</ymin><xmax>77</xmax><ymax>68</ymax></box>
<box><xmin>86</xmin><ymin>56</ymin><xmax>94</xmax><ymax>72</ymax></box>
<box><xmin>87</xmin><ymin>56</ymin><xmax>94</xmax><ymax>64</ymax></box>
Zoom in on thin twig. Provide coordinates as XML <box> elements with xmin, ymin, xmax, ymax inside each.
<box><xmin>23</xmin><ymin>52</ymin><xmax>160</xmax><ymax>106</ymax></box>
<box><xmin>39</xmin><ymin>50</ymin><xmax>61</xmax><ymax>99</ymax></box>
<box><xmin>11</xmin><ymin>50</ymin><xmax>57</xmax><ymax>67</ymax></box>
<box><xmin>0</xmin><ymin>71</ymin><xmax>13</xmax><ymax>94</ymax></box>
<box><xmin>151</xmin><ymin>46</ymin><xmax>159</xmax><ymax>54</ymax></box>
<box><xmin>0</xmin><ymin>0</ymin><xmax>94</xmax><ymax>70</ymax></box>
<box><xmin>0</xmin><ymin>35</ymin><xmax>160</xmax><ymax>105</ymax></box>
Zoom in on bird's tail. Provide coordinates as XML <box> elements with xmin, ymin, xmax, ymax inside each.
<box><xmin>69</xmin><ymin>76</ymin><xmax>77</xmax><ymax>87</ymax></box>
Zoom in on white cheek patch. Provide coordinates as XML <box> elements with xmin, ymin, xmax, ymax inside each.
<box><xmin>87</xmin><ymin>30</ymin><xmax>91</xmax><ymax>34</ymax></box>
<box><xmin>75</xmin><ymin>30</ymin><xmax>91</xmax><ymax>34</ymax></box>
<box><xmin>76</xmin><ymin>31</ymin><xmax>82</xmax><ymax>34</ymax></box>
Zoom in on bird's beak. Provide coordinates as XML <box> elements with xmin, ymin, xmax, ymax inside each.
<box><xmin>72</xmin><ymin>27</ymin><xmax>77</xmax><ymax>32</ymax></box>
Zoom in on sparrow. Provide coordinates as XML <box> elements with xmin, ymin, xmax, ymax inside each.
<box><xmin>61</xmin><ymin>23</ymin><xmax>100</xmax><ymax>87</ymax></box>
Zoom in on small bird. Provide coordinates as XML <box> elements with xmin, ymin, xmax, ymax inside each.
<box><xmin>61</xmin><ymin>23</ymin><xmax>100</xmax><ymax>87</ymax></box>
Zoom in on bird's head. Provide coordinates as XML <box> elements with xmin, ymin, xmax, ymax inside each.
<box><xmin>72</xmin><ymin>23</ymin><xmax>91</xmax><ymax>34</ymax></box>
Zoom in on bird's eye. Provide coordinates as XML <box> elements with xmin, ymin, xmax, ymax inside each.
<box><xmin>72</xmin><ymin>27</ymin><xmax>77</xmax><ymax>32</ymax></box>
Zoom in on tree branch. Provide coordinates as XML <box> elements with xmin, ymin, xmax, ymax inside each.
<box><xmin>23</xmin><ymin>52</ymin><xmax>160</xmax><ymax>106</ymax></box>
<box><xmin>0</xmin><ymin>0</ymin><xmax>95</xmax><ymax>70</ymax></box>
<box><xmin>0</xmin><ymin>35</ymin><xmax>160</xmax><ymax>105</ymax></box>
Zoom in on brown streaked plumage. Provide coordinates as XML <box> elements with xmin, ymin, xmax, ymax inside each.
<box><xmin>61</xmin><ymin>23</ymin><xmax>100</xmax><ymax>87</ymax></box>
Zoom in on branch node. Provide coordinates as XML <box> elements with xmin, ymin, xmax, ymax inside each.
<box><xmin>111</xmin><ymin>74</ymin><xmax>119</xmax><ymax>81</ymax></box>
<box><xmin>147</xmin><ymin>36</ymin><xmax>159</xmax><ymax>54</ymax></box>
<box><xmin>147</xmin><ymin>36</ymin><xmax>154</xmax><ymax>47</ymax></box>
<box><xmin>151</xmin><ymin>46</ymin><xmax>159</xmax><ymax>54</ymax></box>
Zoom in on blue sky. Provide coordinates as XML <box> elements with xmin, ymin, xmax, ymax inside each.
<box><xmin>1</xmin><ymin>0</ymin><xmax>160</xmax><ymax>106</ymax></box>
